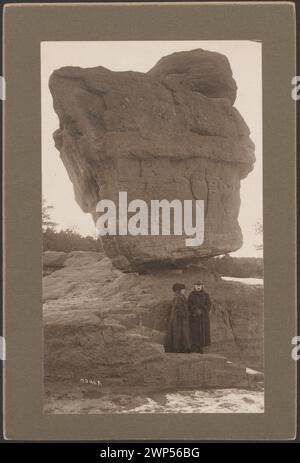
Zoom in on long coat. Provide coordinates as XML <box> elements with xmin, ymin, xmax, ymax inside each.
<box><xmin>164</xmin><ymin>293</ymin><xmax>191</xmax><ymax>353</ymax></box>
<box><xmin>187</xmin><ymin>289</ymin><xmax>211</xmax><ymax>351</ymax></box>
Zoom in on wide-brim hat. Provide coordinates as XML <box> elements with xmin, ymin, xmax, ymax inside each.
<box><xmin>172</xmin><ymin>283</ymin><xmax>186</xmax><ymax>293</ymax></box>
<box><xmin>195</xmin><ymin>280</ymin><xmax>204</xmax><ymax>285</ymax></box>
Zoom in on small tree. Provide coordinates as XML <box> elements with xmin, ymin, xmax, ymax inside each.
<box><xmin>42</xmin><ymin>199</ymin><xmax>57</xmax><ymax>232</ymax></box>
<box><xmin>254</xmin><ymin>220</ymin><xmax>263</xmax><ymax>251</ymax></box>
<box><xmin>42</xmin><ymin>198</ymin><xmax>103</xmax><ymax>252</ymax></box>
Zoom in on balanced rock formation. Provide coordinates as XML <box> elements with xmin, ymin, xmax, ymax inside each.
<box><xmin>49</xmin><ymin>49</ymin><xmax>255</xmax><ymax>271</ymax></box>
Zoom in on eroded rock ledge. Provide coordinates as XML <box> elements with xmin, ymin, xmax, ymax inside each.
<box><xmin>44</xmin><ymin>252</ymin><xmax>263</xmax><ymax>394</ymax></box>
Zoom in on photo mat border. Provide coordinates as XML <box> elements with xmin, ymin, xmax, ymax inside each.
<box><xmin>3</xmin><ymin>2</ymin><xmax>297</xmax><ymax>440</ymax></box>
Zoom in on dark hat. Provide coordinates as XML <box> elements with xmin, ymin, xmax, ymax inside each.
<box><xmin>195</xmin><ymin>280</ymin><xmax>204</xmax><ymax>285</ymax></box>
<box><xmin>172</xmin><ymin>283</ymin><xmax>185</xmax><ymax>293</ymax></box>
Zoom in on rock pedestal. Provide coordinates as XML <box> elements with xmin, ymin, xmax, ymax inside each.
<box><xmin>43</xmin><ymin>252</ymin><xmax>264</xmax><ymax>394</ymax></box>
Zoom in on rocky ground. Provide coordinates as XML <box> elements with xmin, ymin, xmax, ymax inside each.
<box><xmin>44</xmin><ymin>388</ymin><xmax>264</xmax><ymax>414</ymax></box>
<box><xmin>43</xmin><ymin>251</ymin><xmax>264</xmax><ymax>413</ymax></box>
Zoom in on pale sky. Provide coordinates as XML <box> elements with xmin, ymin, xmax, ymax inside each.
<box><xmin>41</xmin><ymin>41</ymin><xmax>262</xmax><ymax>257</ymax></box>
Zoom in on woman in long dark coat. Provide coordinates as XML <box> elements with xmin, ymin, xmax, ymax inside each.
<box><xmin>164</xmin><ymin>283</ymin><xmax>191</xmax><ymax>353</ymax></box>
<box><xmin>187</xmin><ymin>280</ymin><xmax>211</xmax><ymax>353</ymax></box>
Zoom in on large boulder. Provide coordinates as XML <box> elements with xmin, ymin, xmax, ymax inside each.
<box><xmin>43</xmin><ymin>251</ymin><xmax>68</xmax><ymax>268</ymax></box>
<box><xmin>43</xmin><ymin>251</ymin><xmax>68</xmax><ymax>276</ymax></box>
<box><xmin>49</xmin><ymin>49</ymin><xmax>255</xmax><ymax>271</ymax></box>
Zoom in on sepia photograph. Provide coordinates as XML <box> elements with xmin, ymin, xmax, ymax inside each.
<box><xmin>41</xmin><ymin>40</ymin><xmax>264</xmax><ymax>414</ymax></box>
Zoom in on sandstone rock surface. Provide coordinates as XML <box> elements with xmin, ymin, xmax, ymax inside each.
<box><xmin>44</xmin><ymin>252</ymin><xmax>263</xmax><ymax>398</ymax></box>
<box><xmin>49</xmin><ymin>49</ymin><xmax>255</xmax><ymax>271</ymax></box>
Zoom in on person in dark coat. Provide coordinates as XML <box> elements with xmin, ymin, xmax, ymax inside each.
<box><xmin>164</xmin><ymin>283</ymin><xmax>191</xmax><ymax>353</ymax></box>
<box><xmin>187</xmin><ymin>280</ymin><xmax>211</xmax><ymax>353</ymax></box>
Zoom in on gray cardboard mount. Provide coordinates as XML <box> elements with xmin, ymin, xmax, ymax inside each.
<box><xmin>3</xmin><ymin>2</ymin><xmax>297</xmax><ymax>440</ymax></box>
